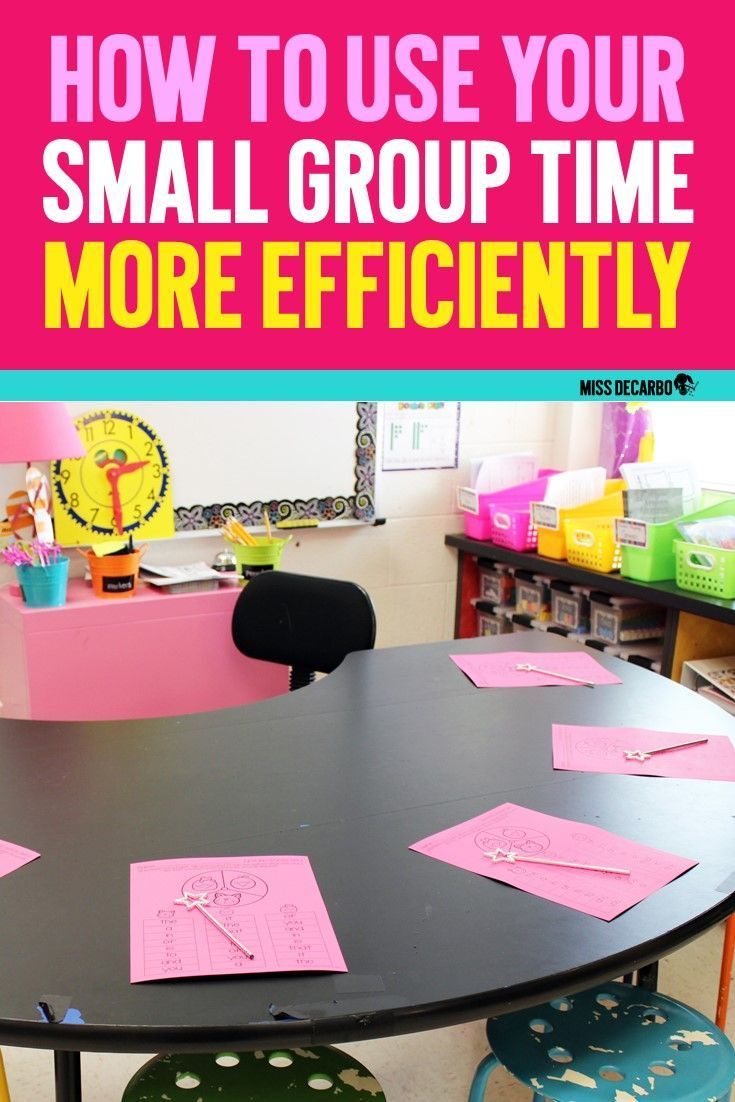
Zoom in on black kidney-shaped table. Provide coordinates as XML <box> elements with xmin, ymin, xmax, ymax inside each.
<box><xmin>1</xmin><ymin>634</ymin><xmax>734</xmax><ymax>1102</ymax></box>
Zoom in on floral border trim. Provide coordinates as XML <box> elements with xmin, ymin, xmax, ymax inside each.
<box><xmin>174</xmin><ymin>402</ymin><xmax>377</xmax><ymax>531</ymax></box>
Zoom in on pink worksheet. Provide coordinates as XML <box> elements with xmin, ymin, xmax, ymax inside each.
<box><xmin>450</xmin><ymin>650</ymin><xmax>622</xmax><ymax>688</ymax></box>
<box><xmin>0</xmin><ymin>838</ymin><xmax>39</xmax><ymax>878</ymax></box>
<box><xmin>410</xmin><ymin>803</ymin><xmax>696</xmax><ymax>921</ymax></box>
<box><xmin>130</xmin><ymin>855</ymin><xmax>348</xmax><ymax>982</ymax></box>
<box><xmin>552</xmin><ymin>724</ymin><xmax>735</xmax><ymax>781</ymax></box>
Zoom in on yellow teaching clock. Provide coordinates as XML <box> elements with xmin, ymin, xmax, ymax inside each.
<box><xmin>51</xmin><ymin>409</ymin><xmax>175</xmax><ymax>546</ymax></box>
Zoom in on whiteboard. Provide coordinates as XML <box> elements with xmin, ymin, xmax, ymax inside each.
<box><xmin>61</xmin><ymin>401</ymin><xmax>377</xmax><ymax>530</ymax></box>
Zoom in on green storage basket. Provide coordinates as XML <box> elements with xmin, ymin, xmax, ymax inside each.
<box><xmin>620</xmin><ymin>494</ymin><xmax>735</xmax><ymax>583</ymax></box>
<box><xmin>675</xmin><ymin>539</ymin><xmax>735</xmax><ymax>599</ymax></box>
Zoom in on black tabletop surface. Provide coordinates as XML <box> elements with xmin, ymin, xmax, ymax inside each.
<box><xmin>0</xmin><ymin>633</ymin><xmax>734</xmax><ymax>1053</ymax></box>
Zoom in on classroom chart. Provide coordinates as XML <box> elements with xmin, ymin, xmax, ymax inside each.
<box><xmin>450</xmin><ymin>650</ymin><xmax>623</xmax><ymax>689</ymax></box>
<box><xmin>0</xmin><ymin>838</ymin><xmax>39</xmax><ymax>878</ymax></box>
<box><xmin>552</xmin><ymin>724</ymin><xmax>735</xmax><ymax>781</ymax></box>
<box><xmin>410</xmin><ymin>802</ymin><xmax>697</xmax><ymax>921</ymax></box>
<box><xmin>130</xmin><ymin>855</ymin><xmax>348</xmax><ymax>982</ymax></box>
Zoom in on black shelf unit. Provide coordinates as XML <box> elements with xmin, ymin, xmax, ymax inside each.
<box><xmin>445</xmin><ymin>533</ymin><xmax>735</xmax><ymax>679</ymax></box>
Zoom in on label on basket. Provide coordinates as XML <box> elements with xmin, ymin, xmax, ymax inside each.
<box><xmin>102</xmin><ymin>574</ymin><xmax>135</xmax><ymax>593</ymax></box>
<box><xmin>457</xmin><ymin>486</ymin><xmax>479</xmax><ymax>514</ymax></box>
<box><xmin>531</xmin><ymin>502</ymin><xmax>559</xmax><ymax>530</ymax></box>
<box><xmin>592</xmin><ymin>609</ymin><xmax>618</xmax><ymax>643</ymax></box>
<box><xmin>241</xmin><ymin>563</ymin><xmax>275</xmax><ymax>580</ymax></box>
<box><xmin>615</xmin><ymin>518</ymin><xmax>649</xmax><ymax>549</ymax></box>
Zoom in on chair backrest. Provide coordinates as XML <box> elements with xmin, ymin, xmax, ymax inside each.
<box><xmin>231</xmin><ymin>571</ymin><xmax>376</xmax><ymax>690</ymax></box>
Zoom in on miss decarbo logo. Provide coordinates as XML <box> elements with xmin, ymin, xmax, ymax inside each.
<box><xmin>579</xmin><ymin>373</ymin><xmax>698</xmax><ymax>397</ymax></box>
<box><xmin>673</xmin><ymin>373</ymin><xmax>697</xmax><ymax>396</ymax></box>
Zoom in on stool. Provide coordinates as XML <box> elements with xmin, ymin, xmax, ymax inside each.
<box><xmin>0</xmin><ymin>1050</ymin><xmax>10</xmax><ymax>1102</ymax></box>
<box><xmin>468</xmin><ymin>981</ymin><xmax>735</xmax><ymax>1102</ymax></box>
<box><xmin>717</xmin><ymin>914</ymin><xmax>735</xmax><ymax>1030</ymax></box>
<box><xmin>122</xmin><ymin>1045</ymin><xmax>386</xmax><ymax>1101</ymax></box>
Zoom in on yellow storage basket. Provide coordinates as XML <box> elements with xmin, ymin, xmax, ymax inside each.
<box><xmin>564</xmin><ymin>515</ymin><xmax>622</xmax><ymax>573</ymax></box>
<box><xmin>535</xmin><ymin>480</ymin><xmax>625</xmax><ymax>561</ymax></box>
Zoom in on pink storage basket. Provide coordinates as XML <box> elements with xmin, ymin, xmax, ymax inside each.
<box><xmin>488</xmin><ymin>471</ymin><xmax>560</xmax><ymax>551</ymax></box>
<box><xmin>458</xmin><ymin>487</ymin><xmax>499</xmax><ymax>540</ymax></box>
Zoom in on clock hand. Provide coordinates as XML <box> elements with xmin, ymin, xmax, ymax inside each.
<box><xmin>104</xmin><ymin>468</ymin><xmax>124</xmax><ymax>535</ymax></box>
<box><xmin>104</xmin><ymin>461</ymin><xmax>150</xmax><ymax>535</ymax></box>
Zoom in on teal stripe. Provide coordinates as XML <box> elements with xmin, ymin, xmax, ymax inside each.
<box><xmin>0</xmin><ymin>370</ymin><xmax>729</xmax><ymax>401</ymax></box>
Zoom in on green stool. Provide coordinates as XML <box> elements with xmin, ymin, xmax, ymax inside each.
<box><xmin>122</xmin><ymin>1046</ymin><xmax>386</xmax><ymax>1101</ymax></box>
<box><xmin>469</xmin><ymin>981</ymin><xmax>735</xmax><ymax>1102</ymax></box>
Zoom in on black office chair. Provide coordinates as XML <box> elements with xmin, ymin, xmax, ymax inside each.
<box><xmin>231</xmin><ymin>570</ymin><xmax>377</xmax><ymax>691</ymax></box>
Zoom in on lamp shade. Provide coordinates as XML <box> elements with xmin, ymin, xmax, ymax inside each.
<box><xmin>0</xmin><ymin>403</ymin><xmax>86</xmax><ymax>464</ymax></box>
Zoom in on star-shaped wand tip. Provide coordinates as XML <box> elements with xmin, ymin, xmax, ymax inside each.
<box><xmin>174</xmin><ymin>891</ymin><xmax>210</xmax><ymax>909</ymax></box>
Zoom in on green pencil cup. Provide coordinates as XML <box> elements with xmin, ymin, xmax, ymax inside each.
<box><xmin>228</xmin><ymin>537</ymin><xmax>290</xmax><ymax>582</ymax></box>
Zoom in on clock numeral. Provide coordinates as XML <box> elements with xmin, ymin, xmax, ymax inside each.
<box><xmin>90</xmin><ymin>507</ymin><xmax>100</xmax><ymax>522</ymax></box>
<box><xmin>103</xmin><ymin>419</ymin><xmax>115</xmax><ymax>436</ymax></box>
<box><xmin>133</xmin><ymin>505</ymin><xmax>142</xmax><ymax>520</ymax></box>
<box><xmin>59</xmin><ymin>467</ymin><xmax>71</xmax><ymax>483</ymax></box>
<box><xmin>152</xmin><ymin>463</ymin><xmax>161</xmax><ymax>477</ymax></box>
<box><xmin>147</xmin><ymin>489</ymin><xmax>156</xmax><ymax>500</ymax></box>
<box><xmin>144</xmin><ymin>441</ymin><xmax>154</xmax><ymax>457</ymax></box>
<box><xmin>128</xmin><ymin>423</ymin><xmax>134</xmax><ymax>439</ymax></box>
<box><xmin>70</xmin><ymin>492</ymin><xmax>80</xmax><ymax>508</ymax></box>
<box><xmin>85</xmin><ymin>426</ymin><xmax>95</xmax><ymax>442</ymax></box>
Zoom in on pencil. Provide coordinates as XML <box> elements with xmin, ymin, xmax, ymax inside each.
<box><xmin>224</xmin><ymin>519</ymin><xmax>258</xmax><ymax>547</ymax></box>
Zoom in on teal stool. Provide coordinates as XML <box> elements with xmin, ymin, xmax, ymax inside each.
<box><xmin>122</xmin><ymin>1046</ymin><xmax>385</xmax><ymax>1101</ymax></box>
<box><xmin>469</xmin><ymin>982</ymin><xmax>735</xmax><ymax>1102</ymax></box>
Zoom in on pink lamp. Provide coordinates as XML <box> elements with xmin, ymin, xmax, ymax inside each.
<box><xmin>0</xmin><ymin>403</ymin><xmax>86</xmax><ymax>463</ymax></box>
<box><xmin>0</xmin><ymin>403</ymin><xmax>86</xmax><ymax>545</ymax></box>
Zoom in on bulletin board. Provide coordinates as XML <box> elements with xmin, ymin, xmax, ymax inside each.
<box><xmin>61</xmin><ymin>400</ymin><xmax>377</xmax><ymax>532</ymax></box>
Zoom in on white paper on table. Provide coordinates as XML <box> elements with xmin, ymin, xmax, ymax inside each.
<box><xmin>620</xmin><ymin>463</ymin><xmax>700</xmax><ymax>514</ymax></box>
<box><xmin>139</xmin><ymin>561</ymin><xmax>224</xmax><ymax>583</ymax></box>
<box><xmin>543</xmin><ymin>467</ymin><xmax>607</xmax><ymax>508</ymax></box>
<box><xmin>472</xmin><ymin>453</ymin><xmax>538</xmax><ymax>494</ymax></box>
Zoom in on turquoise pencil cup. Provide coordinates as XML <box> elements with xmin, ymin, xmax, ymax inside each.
<box><xmin>17</xmin><ymin>557</ymin><xmax>70</xmax><ymax>608</ymax></box>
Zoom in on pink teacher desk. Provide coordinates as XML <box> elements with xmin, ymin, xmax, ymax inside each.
<box><xmin>0</xmin><ymin>578</ymin><xmax>288</xmax><ymax>721</ymax></box>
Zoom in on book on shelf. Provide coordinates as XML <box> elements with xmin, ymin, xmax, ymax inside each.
<box><xmin>681</xmin><ymin>655</ymin><xmax>735</xmax><ymax>714</ymax></box>
<box><xmin>696</xmin><ymin>685</ymin><xmax>735</xmax><ymax>717</ymax></box>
